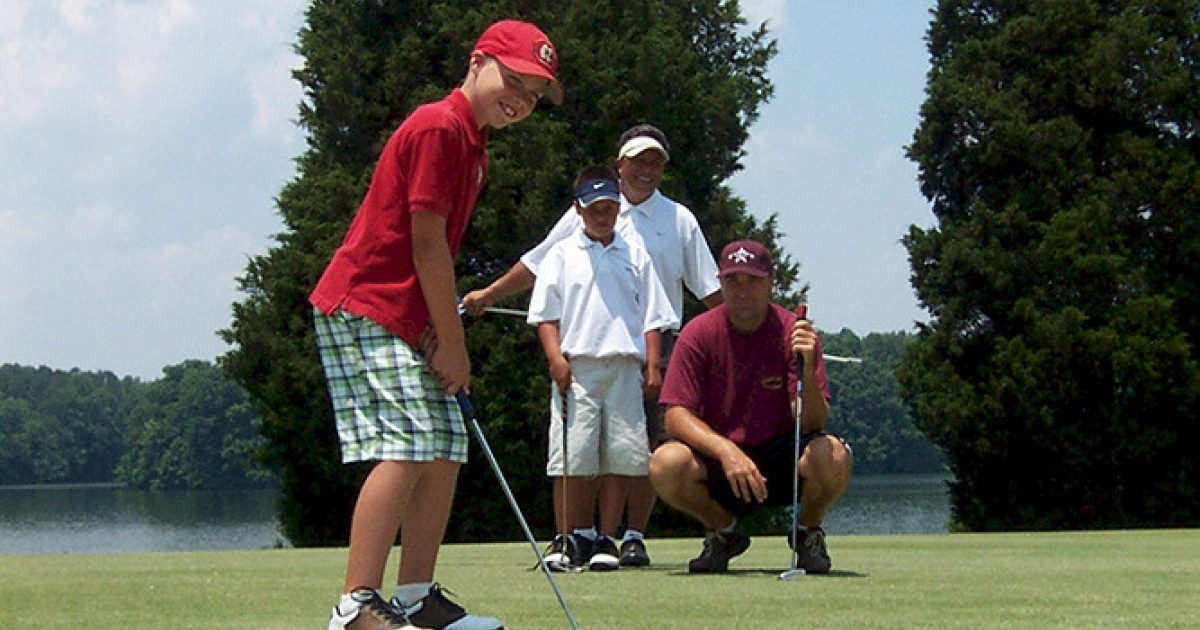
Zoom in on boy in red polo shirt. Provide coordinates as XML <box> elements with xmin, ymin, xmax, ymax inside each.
<box><xmin>311</xmin><ymin>20</ymin><xmax>563</xmax><ymax>630</ymax></box>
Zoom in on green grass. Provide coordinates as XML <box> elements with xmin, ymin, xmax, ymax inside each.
<box><xmin>3</xmin><ymin>530</ymin><xmax>1197</xmax><ymax>629</ymax></box>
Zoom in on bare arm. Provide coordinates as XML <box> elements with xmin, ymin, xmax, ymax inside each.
<box><xmin>412</xmin><ymin>211</ymin><xmax>469</xmax><ymax>394</ymax></box>
<box><xmin>701</xmin><ymin>290</ymin><xmax>723</xmax><ymax>309</ymax></box>
<box><xmin>642</xmin><ymin>329</ymin><xmax>663</xmax><ymax>400</ymax></box>
<box><xmin>537</xmin><ymin>321</ymin><xmax>571</xmax><ymax>395</ymax></box>
<box><xmin>665</xmin><ymin>404</ymin><xmax>768</xmax><ymax>504</ymax></box>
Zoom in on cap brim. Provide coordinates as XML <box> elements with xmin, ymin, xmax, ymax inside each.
<box><xmin>618</xmin><ymin>136</ymin><xmax>670</xmax><ymax>161</ymax></box>
<box><xmin>718</xmin><ymin>268</ymin><xmax>771</xmax><ymax>278</ymax></box>
<box><xmin>492</xmin><ymin>55</ymin><xmax>563</xmax><ymax>105</ymax></box>
<box><xmin>578</xmin><ymin>193</ymin><xmax>620</xmax><ymax>207</ymax></box>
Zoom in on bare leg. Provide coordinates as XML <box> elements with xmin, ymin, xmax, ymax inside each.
<box><xmin>564</xmin><ymin>476</ymin><xmax>599</xmax><ymax>531</ymax></box>
<box><xmin>396</xmin><ymin>459</ymin><xmax>460</xmax><ymax>584</ymax></box>
<box><xmin>648</xmin><ymin>442</ymin><xmax>734</xmax><ymax>531</ymax></box>
<box><xmin>623</xmin><ymin>476</ymin><xmax>656</xmax><ymax>534</ymax></box>
<box><xmin>597</xmin><ymin>475</ymin><xmax>625</xmax><ymax>538</ymax></box>
<box><xmin>798</xmin><ymin>435</ymin><xmax>853</xmax><ymax>528</ymax></box>
<box><xmin>343</xmin><ymin>460</ymin><xmax>416</xmax><ymax>592</ymax></box>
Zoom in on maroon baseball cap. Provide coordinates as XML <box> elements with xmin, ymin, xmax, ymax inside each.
<box><xmin>474</xmin><ymin>20</ymin><xmax>563</xmax><ymax>105</ymax></box>
<box><xmin>718</xmin><ymin>239</ymin><xmax>774</xmax><ymax>278</ymax></box>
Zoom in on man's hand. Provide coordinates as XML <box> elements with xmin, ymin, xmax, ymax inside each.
<box><xmin>459</xmin><ymin>288</ymin><xmax>494</xmax><ymax>316</ymax></box>
<box><xmin>718</xmin><ymin>441</ymin><xmax>768</xmax><ymax>504</ymax></box>
<box><xmin>791</xmin><ymin>318</ymin><xmax>819</xmax><ymax>371</ymax></box>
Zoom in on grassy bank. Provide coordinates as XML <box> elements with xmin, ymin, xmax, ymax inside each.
<box><xmin>3</xmin><ymin>529</ymin><xmax>1196</xmax><ymax>629</ymax></box>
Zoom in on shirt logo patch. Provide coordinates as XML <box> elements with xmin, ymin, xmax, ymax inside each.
<box><xmin>761</xmin><ymin>376</ymin><xmax>784</xmax><ymax>390</ymax></box>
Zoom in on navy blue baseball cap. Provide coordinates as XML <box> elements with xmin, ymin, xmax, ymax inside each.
<box><xmin>573</xmin><ymin>178</ymin><xmax>620</xmax><ymax>207</ymax></box>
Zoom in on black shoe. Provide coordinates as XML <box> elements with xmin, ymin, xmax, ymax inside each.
<box><xmin>687</xmin><ymin>525</ymin><xmax>751</xmax><ymax>573</ymax></box>
<box><xmin>392</xmin><ymin>584</ymin><xmax>503</xmax><ymax>630</ymax></box>
<box><xmin>588</xmin><ymin>536</ymin><xmax>620</xmax><ymax>571</ymax></box>
<box><xmin>618</xmin><ymin>538</ymin><xmax>651</xmax><ymax>567</ymax></box>
<box><xmin>567</xmin><ymin>533</ymin><xmax>594</xmax><ymax>567</ymax></box>
<box><xmin>789</xmin><ymin>526</ymin><xmax>832</xmax><ymax>574</ymax></box>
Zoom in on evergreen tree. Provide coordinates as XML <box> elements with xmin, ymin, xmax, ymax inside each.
<box><xmin>220</xmin><ymin>0</ymin><xmax>786</xmax><ymax>545</ymax></box>
<box><xmin>902</xmin><ymin>0</ymin><xmax>1199</xmax><ymax>529</ymax></box>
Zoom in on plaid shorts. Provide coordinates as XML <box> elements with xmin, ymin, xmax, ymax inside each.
<box><xmin>312</xmin><ymin>307</ymin><xmax>467</xmax><ymax>464</ymax></box>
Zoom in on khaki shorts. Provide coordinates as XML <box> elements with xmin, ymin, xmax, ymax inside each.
<box><xmin>312</xmin><ymin>308</ymin><xmax>467</xmax><ymax>464</ymax></box>
<box><xmin>546</xmin><ymin>355</ymin><xmax>649</xmax><ymax>477</ymax></box>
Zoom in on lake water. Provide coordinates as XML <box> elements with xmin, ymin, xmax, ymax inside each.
<box><xmin>0</xmin><ymin>474</ymin><xmax>951</xmax><ymax>555</ymax></box>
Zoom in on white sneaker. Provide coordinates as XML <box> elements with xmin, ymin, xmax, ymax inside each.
<box><xmin>329</xmin><ymin>588</ymin><xmax>416</xmax><ymax>630</ymax></box>
<box><xmin>393</xmin><ymin>584</ymin><xmax>503</xmax><ymax>630</ymax></box>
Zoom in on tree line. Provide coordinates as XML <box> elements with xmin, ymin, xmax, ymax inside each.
<box><xmin>0</xmin><ymin>361</ymin><xmax>272</xmax><ymax>489</ymax></box>
<box><xmin>0</xmin><ymin>329</ymin><xmax>936</xmax><ymax>487</ymax></box>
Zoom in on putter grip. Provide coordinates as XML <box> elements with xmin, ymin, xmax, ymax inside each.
<box><xmin>795</xmin><ymin>304</ymin><xmax>808</xmax><ymax>372</ymax></box>
<box><xmin>455</xmin><ymin>391</ymin><xmax>476</xmax><ymax>420</ymax></box>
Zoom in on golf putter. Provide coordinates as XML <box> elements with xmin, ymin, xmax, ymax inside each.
<box><xmin>456</xmin><ymin>391</ymin><xmax>585</xmax><ymax>629</ymax></box>
<box><xmin>556</xmin><ymin>384</ymin><xmax>582</xmax><ymax>573</ymax></box>
<box><xmin>779</xmin><ymin>304</ymin><xmax>808</xmax><ymax>581</ymax></box>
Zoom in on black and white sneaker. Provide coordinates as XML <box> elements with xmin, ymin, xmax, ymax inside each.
<box><xmin>588</xmin><ymin>536</ymin><xmax>620</xmax><ymax>571</ymax></box>
<box><xmin>329</xmin><ymin>588</ymin><xmax>415</xmax><ymax>630</ymax></box>
<box><xmin>567</xmin><ymin>533</ymin><xmax>594</xmax><ymax>568</ymax></box>
<box><xmin>618</xmin><ymin>538</ymin><xmax>651</xmax><ymax>567</ymax></box>
<box><xmin>393</xmin><ymin>584</ymin><xmax>503</xmax><ymax>630</ymax></box>
<box><xmin>542</xmin><ymin>534</ymin><xmax>573</xmax><ymax>572</ymax></box>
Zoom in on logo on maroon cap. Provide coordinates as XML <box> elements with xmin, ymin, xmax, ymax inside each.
<box><xmin>718</xmin><ymin>239</ymin><xmax>773</xmax><ymax>278</ymax></box>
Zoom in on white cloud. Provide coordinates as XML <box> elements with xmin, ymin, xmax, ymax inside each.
<box><xmin>872</xmin><ymin>144</ymin><xmax>906</xmax><ymax>173</ymax></box>
<box><xmin>0</xmin><ymin>1</ymin><xmax>30</xmax><ymax>36</ymax></box>
<box><xmin>65</xmin><ymin>203</ymin><xmax>134</xmax><ymax>241</ymax></box>
<box><xmin>0</xmin><ymin>202</ymin><xmax>264</xmax><ymax>377</ymax></box>
<box><xmin>248</xmin><ymin>50</ymin><xmax>304</xmax><ymax>143</ymax></box>
<box><xmin>743</xmin><ymin>123</ymin><xmax>832</xmax><ymax>167</ymax></box>
<box><xmin>741</xmin><ymin>0</ymin><xmax>788</xmax><ymax>33</ymax></box>
<box><xmin>0</xmin><ymin>0</ymin><xmax>308</xmax><ymax>377</ymax></box>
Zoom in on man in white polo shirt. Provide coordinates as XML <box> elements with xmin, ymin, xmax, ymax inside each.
<box><xmin>462</xmin><ymin>124</ymin><xmax>722</xmax><ymax>567</ymax></box>
<box><xmin>527</xmin><ymin>165</ymin><xmax>678</xmax><ymax>571</ymax></box>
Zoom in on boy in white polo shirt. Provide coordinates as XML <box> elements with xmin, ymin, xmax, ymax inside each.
<box><xmin>527</xmin><ymin>165</ymin><xmax>678</xmax><ymax>571</ymax></box>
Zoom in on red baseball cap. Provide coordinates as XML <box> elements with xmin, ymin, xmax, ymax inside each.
<box><xmin>474</xmin><ymin>20</ymin><xmax>563</xmax><ymax>105</ymax></box>
<box><xmin>718</xmin><ymin>239</ymin><xmax>774</xmax><ymax>278</ymax></box>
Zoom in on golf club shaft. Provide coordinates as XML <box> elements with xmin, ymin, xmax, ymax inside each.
<box><xmin>791</xmin><ymin>304</ymin><xmax>808</xmax><ymax>573</ymax></box>
<box><xmin>456</xmin><ymin>392</ymin><xmax>583</xmax><ymax>630</ymax></box>
<box><xmin>560</xmin><ymin>386</ymin><xmax>570</xmax><ymax>540</ymax></box>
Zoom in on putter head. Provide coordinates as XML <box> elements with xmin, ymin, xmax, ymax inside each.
<box><xmin>778</xmin><ymin>568</ymin><xmax>806</xmax><ymax>580</ymax></box>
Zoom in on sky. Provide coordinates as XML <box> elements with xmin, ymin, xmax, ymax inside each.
<box><xmin>0</xmin><ymin>1</ymin><xmax>935</xmax><ymax>380</ymax></box>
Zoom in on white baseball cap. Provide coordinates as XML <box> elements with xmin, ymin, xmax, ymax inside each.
<box><xmin>618</xmin><ymin>136</ymin><xmax>670</xmax><ymax>161</ymax></box>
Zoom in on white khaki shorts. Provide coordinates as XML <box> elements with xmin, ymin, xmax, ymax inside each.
<box><xmin>546</xmin><ymin>355</ymin><xmax>649</xmax><ymax>477</ymax></box>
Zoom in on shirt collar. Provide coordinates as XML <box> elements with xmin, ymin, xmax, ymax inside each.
<box><xmin>574</xmin><ymin>230</ymin><xmax>627</xmax><ymax>250</ymax></box>
<box><xmin>448</xmin><ymin>88</ymin><xmax>487</xmax><ymax>149</ymax></box>
<box><xmin>620</xmin><ymin>189</ymin><xmax>663</xmax><ymax>217</ymax></box>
